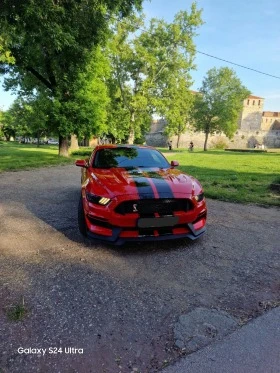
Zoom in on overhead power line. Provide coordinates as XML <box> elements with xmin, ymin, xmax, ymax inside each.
<box><xmin>196</xmin><ymin>50</ymin><xmax>280</xmax><ymax>80</ymax></box>
<box><xmin>110</xmin><ymin>15</ymin><xmax>280</xmax><ymax>80</ymax></box>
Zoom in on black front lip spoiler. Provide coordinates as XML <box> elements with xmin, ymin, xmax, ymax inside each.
<box><xmin>86</xmin><ymin>224</ymin><xmax>206</xmax><ymax>246</ymax></box>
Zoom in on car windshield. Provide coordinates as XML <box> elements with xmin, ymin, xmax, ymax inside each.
<box><xmin>93</xmin><ymin>147</ymin><xmax>170</xmax><ymax>169</ymax></box>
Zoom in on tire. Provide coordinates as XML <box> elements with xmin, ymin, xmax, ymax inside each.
<box><xmin>78</xmin><ymin>195</ymin><xmax>88</xmax><ymax>237</ymax></box>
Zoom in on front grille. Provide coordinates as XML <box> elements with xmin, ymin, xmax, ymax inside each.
<box><xmin>115</xmin><ymin>198</ymin><xmax>193</xmax><ymax>215</ymax></box>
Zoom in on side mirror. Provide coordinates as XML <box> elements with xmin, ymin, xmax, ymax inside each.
<box><xmin>171</xmin><ymin>160</ymin><xmax>179</xmax><ymax>167</ymax></box>
<box><xmin>75</xmin><ymin>159</ymin><xmax>88</xmax><ymax>168</ymax></box>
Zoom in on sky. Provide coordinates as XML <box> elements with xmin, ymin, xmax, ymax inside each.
<box><xmin>1</xmin><ymin>0</ymin><xmax>280</xmax><ymax>111</ymax></box>
<box><xmin>143</xmin><ymin>0</ymin><xmax>280</xmax><ymax>111</ymax></box>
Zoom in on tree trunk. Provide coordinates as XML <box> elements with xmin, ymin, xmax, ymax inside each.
<box><xmin>204</xmin><ymin>131</ymin><xmax>209</xmax><ymax>151</ymax></box>
<box><xmin>69</xmin><ymin>134</ymin><xmax>79</xmax><ymax>151</ymax></box>
<box><xmin>127</xmin><ymin>129</ymin><xmax>135</xmax><ymax>144</ymax></box>
<box><xmin>127</xmin><ymin>111</ymin><xmax>135</xmax><ymax>144</ymax></box>
<box><xmin>176</xmin><ymin>134</ymin><xmax>181</xmax><ymax>148</ymax></box>
<box><xmin>37</xmin><ymin>130</ymin><xmax>40</xmax><ymax>148</ymax></box>
<box><xmin>59</xmin><ymin>135</ymin><xmax>69</xmax><ymax>157</ymax></box>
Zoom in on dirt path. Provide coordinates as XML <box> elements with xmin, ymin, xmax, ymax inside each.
<box><xmin>0</xmin><ymin>165</ymin><xmax>279</xmax><ymax>372</ymax></box>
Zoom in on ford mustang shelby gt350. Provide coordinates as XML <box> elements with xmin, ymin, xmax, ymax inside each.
<box><xmin>75</xmin><ymin>145</ymin><xmax>207</xmax><ymax>244</ymax></box>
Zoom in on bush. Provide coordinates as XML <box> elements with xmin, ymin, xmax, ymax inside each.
<box><xmin>211</xmin><ymin>137</ymin><xmax>229</xmax><ymax>149</ymax></box>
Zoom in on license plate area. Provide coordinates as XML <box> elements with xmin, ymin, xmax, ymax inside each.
<box><xmin>137</xmin><ymin>216</ymin><xmax>179</xmax><ymax>228</ymax></box>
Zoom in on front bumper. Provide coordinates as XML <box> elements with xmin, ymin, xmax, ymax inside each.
<box><xmin>86</xmin><ymin>223</ymin><xmax>206</xmax><ymax>246</ymax></box>
<box><xmin>82</xmin><ymin>192</ymin><xmax>207</xmax><ymax>245</ymax></box>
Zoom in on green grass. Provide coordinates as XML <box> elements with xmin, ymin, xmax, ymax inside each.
<box><xmin>5</xmin><ymin>297</ymin><xmax>27</xmax><ymax>322</ymax></box>
<box><xmin>71</xmin><ymin>147</ymin><xmax>93</xmax><ymax>156</ymax></box>
<box><xmin>0</xmin><ymin>141</ymin><xmax>279</xmax><ymax>206</ymax></box>
<box><xmin>162</xmin><ymin>149</ymin><xmax>280</xmax><ymax>206</ymax></box>
<box><xmin>0</xmin><ymin>141</ymin><xmax>73</xmax><ymax>171</ymax></box>
<box><xmin>6</xmin><ymin>304</ymin><xmax>27</xmax><ymax>321</ymax></box>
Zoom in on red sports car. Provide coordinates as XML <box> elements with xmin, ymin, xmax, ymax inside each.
<box><xmin>75</xmin><ymin>145</ymin><xmax>207</xmax><ymax>245</ymax></box>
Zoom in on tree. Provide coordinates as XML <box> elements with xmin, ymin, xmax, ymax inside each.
<box><xmin>190</xmin><ymin>67</ymin><xmax>250</xmax><ymax>150</ymax></box>
<box><xmin>1</xmin><ymin>110</ymin><xmax>17</xmax><ymax>141</ymax></box>
<box><xmin>0</xmin><ymin>0</ymin><xmax>143</xmax><ymax>155</ymax></box>
<box><xmin>161</xmin><ymin>75</ymin><xmax>194</xmax><ymax>148</ymax></box>
<box><xmin>0</xmin><ymin>98</ymin><xmax>48</xmax><ymax>142</ymax></box>
<box><xmin>106</xmin><ymin>74</ymin><xmax>132</xmax><ymax>143</ymax></box>
<box><xmin>140</xmin><ymin>6</ymin><xmax>203</xmax><ymax>148</ymax></box>
<box><xmin>0</xmin><ymin>110</ymin><xmax>4</xmax><ymax>138</ymax></box>
<box><xmin>107</xmin><ymin>4</ymin><xmax>203</xmax><ymax>144</ymax></box>
<box><xmin>8</xmin><ymin>46</ymin><xmax>111</xmax><ymax>147</ymax></box>
<box><xmin>107</xmin><ymin>13</ymin><xmax>150</xmax><ymax>144</ymax></box>
<box><xmin>48</xmin><ymin>46</ymin><xmax>111</xmax><ymax>143</ymax></box>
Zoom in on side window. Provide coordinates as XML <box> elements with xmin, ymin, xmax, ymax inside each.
<box><xmin>90</xmin><ymin>151</ymin><xmax>97</xmax><ymax>167</ymax></box>
<box><xmin>92</xmin><ymin>151</ymin><xmax>99</xmax><ymax>167</ymax></box>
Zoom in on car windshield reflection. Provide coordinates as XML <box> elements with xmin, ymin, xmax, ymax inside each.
<box><xmin>93</xmin><ymin>147</ymin><xmax>170</xmax><ymax>169</ymax></box>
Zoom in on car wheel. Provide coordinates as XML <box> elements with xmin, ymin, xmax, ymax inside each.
<box><xmin>78</xmin><ymin>195</ymin><xmax>88</xmax><ymax>237</ymax></box>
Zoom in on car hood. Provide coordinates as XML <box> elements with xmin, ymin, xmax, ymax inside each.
<box><xmin>89</xmin><ymin>167</ymin><xmax>197</xmax><ymax>198</ymax></box>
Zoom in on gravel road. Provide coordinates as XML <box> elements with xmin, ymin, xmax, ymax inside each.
<box><xmin>0</xmin><ymin>164</ymin><xmax>279</xmax><ymax>373</ymax></box>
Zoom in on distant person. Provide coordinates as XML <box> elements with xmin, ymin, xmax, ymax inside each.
<box><xmin>168</xmin><ymin>140</ymin><xmax>172</xmax><ymax>150</ymax></box>
<box><xmin>189</xmin><ymin>141</ymin><xmax>194</xmax><ymax>152</ymax></box>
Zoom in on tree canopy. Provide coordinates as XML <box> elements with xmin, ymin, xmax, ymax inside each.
<box><xmin>107</xmin><ymin>4</ymin><xmax>203</xmax><ymax>145</ymax></box>
<box><xmin>0</xmin><ymin>0</ymin><xmax>142</xmax><ymax>155</ymax></box>
<box><xmin>190</xmin><ymin>67</ymin><xmax>250</xmax><ymax>150</ymax></box>
<box><xmin>1</xmin><ymin>1</ymin><xmax>213</xmax><ymax>152</ymax></box>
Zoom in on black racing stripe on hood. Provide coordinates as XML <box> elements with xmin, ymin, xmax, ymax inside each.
<box><xmin>145</xmin><ymin>171</ymin><xmax>174</xmax><ymax>198</ymax></box>
<box><xmin>128</xmin><ymin>171</ymin><xmax>155</xmax><ymax>199</ymax></box>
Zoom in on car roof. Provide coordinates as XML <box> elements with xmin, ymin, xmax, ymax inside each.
<box><xmin>94</xmin><ymin>144</ymin><xmax>155</xmax><ymax>151</ymax></box>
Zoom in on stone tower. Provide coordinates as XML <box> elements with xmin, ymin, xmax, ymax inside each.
<box><xmin>261</xmin><ymin>111</ymin><xmax>280</xmax><ymax>131</ymax></box>
<box><xmin>239</xmin><ymin>95</ymin><xmax>264</xmax><ymax>130</ymax></box>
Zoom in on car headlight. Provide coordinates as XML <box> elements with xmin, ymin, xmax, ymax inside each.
<box><xmin>86</xmin><ymin>192</ymin><xmax>111</xmax><ymax>205</ymax></box>
<box><xmin>194</xmin><ymin>193</ymin><xmax>204</xmax><ymax>202</ymax></box>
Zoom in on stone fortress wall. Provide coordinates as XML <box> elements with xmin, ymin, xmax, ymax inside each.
<box><xmin>145</xmin><ymin>95</ymin><xmax>280</xmax><ymax>149</ymax></box>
